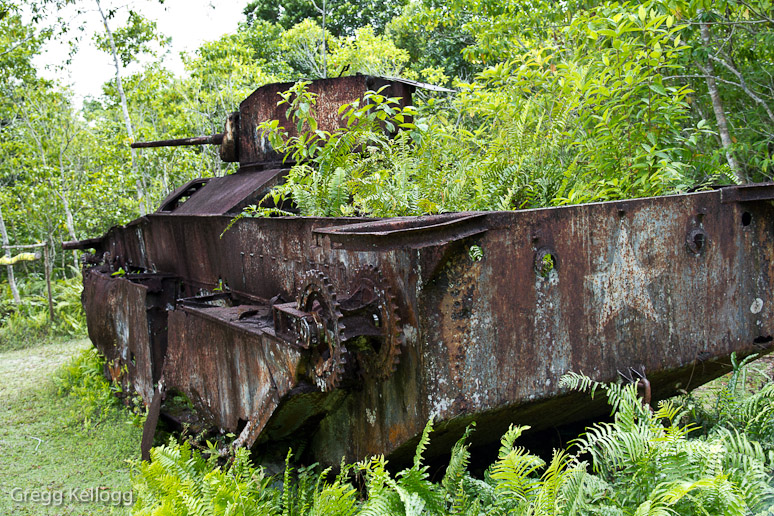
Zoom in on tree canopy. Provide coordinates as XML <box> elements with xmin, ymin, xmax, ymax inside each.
<box><xmin>242</xmin><ymin>0</ymin><xmax>409</xmax><ymax>36</ymax></box>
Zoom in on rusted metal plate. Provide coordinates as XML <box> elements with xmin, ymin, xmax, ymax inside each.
<box><xmin>82</xmin><ymin>270</ymin><xmax>177</xmax><ymax>402</ymax></box>
<box><xmin>156</xmin><ymin>169</ymin><xmax>288</xmax><ymax>215</ymax></box>
<box><xmin>164</xmin><ymin>303</ymin><xmax>300</xmax><ymax>439</ymax></box>
<box><xmin>75</xmin><ymin>185</ymin><xmax>774</xmax><ymax>466</ymax></box>
<box><xmin>721</xmin><ymin>183</ymin><xmax>774</xmax><ymax>203</ymax></box>
<box><xmin>238</xmin><ymin>75</ymin><xmax>414</xmax><ymax>167</ymax></box>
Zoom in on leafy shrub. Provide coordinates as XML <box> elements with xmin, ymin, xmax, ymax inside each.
<box><xmin>53</xmin><ymin>347</ymin><xmax>125</xmax><ymax>429</ymax></box>
<box><xmin>132</xmin><ymin>441</ymin><xmax>281</xmax><ymax>515</ymax></box>
<box><xmin>0</xmin><ymin>271</ymin><xmax>86</xmax><ymax>351</ymax></box>
<box><xmin>251</xmin><ymin>70</ymin><xmax>706</xmax><ymax>222</ymax></box>
<box><xmin>562</xmin><ymin>371</ymin><xmax>774</xmax><ymax>515</ymax></box>
<box><xmin>246</xmin><ymin>1</ymin><xmax>729</xmax><ymax>222</ymax></box>
<box><xmin>684</xmin><ymin>352</ymin><xmax>774</xmax><ymax>453</ymax></box>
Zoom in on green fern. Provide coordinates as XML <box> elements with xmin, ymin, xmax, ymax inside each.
<box><xmin>131</xmin><ymin>368</ymin><xmax>774</xmax><ymax>516</ymax></box>
<box><xmin>357</xmin><ymin>455</ymin><xmax>404</xmax><ymax>515</ymax></box>
<box><xmin>562</xmin><ymin>371</ymin><xmax>769</xmax><ymax>515</ymax></box>
<box><xmin>132</xmin><ymin>439</ymin><xmax>280</xmax><ymax>515</ymax></box>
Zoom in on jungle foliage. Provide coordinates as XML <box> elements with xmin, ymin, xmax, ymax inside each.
<box><xmin>130</xmin><ymin>364</ymin><xmax>774</xmax><ymax>515</ymax></box>
<box><xmin>2</xmin><ymin>0</ymin><xmax>774</xmax><ymax>511</ymax></box>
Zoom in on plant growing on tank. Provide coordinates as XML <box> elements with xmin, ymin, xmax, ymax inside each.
<box><xmin>256</xmin><ymin>81</ymin><xmax>418</xmax><ymax>217</ymax></box>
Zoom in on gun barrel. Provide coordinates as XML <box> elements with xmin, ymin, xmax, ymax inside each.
<box><xmin>131</xmin><ymin>134</ymin><xmax>224</xmax><ymax>149</ymax></box>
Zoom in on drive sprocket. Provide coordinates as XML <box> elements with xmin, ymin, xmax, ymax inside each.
<box><xmin>298</xmin><ymin>270</ymin><xmax>347</xmax><ymax>392</ymax></box>
<box><xmin>341</xmin><ymin>265</ymin><xmax>403</xmax><ymax>380</ymax></box>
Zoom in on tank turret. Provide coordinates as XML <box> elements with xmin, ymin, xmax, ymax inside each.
<box><xmin>131</xmin><ymin>75</ymin><xmax>447</xmax><ymax>167</ymax></box>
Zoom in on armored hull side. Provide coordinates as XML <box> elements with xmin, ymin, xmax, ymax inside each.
<box><xmin>74</xmin><ymin>183</ymin><xmax>774</xmax><ymax>465</ymax></box>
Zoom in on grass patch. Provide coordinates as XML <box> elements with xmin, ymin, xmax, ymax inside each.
<box><xmin>0</xmin><ymin>339</ymin><xmax>142</xmax><ymax>515</ymax></box>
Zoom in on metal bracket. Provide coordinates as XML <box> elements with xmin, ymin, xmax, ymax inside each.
<box><xmin>720</xmin><ymin>183</ymin><xmax>774</xmax><ymax>203</ymax></box>
<box><xmin>273</xmin><ymin>302</ymin><xmax>320</xmax><ymax>349</ymax></box>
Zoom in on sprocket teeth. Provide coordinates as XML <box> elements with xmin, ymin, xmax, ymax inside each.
<box><xmin>298</xmin><ymin>269</ymin><xmax>347</xmax><ymax>392</ymax></box>
<box><xmin>347</xmin><ymin>264</ymin><xmax>405</xmax><ymax>381</ymax></box>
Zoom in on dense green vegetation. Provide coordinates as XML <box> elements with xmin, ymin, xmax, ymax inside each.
<box><xmin>130</xmin><ymin>362</ymin><xmax>774</xmax><ymax>515</ymax></box>
<box><xmin>0</xmin><ymin>273</ymin><xmax>84</xmax><ymax>351</ymax></box>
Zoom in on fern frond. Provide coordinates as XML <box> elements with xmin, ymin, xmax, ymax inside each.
<box><xmin>309</xmin><ymin>477</ymin><xmax>358</xmax><ymax>516</ymax></box>
<box><xmin>490</xmin><ymin>446</ymin><xmax>545</xmax><ymax>502</ymax></box>
<box><xmin>396</xmin><ymin>467</ymin><xmax>445</xmax><ymax>514</ymax></box>
<box><xmin>559</xmin><ymin>372</ymin><xmax>601</xmax><ymax>398</ymax></box>
<box><xmin>497</xmin><ymin>424</ymin><xmax>530</xmax><ymax>459</ymax></box>
<box><xmin>531</xmin><ymin>448</ymin><xmax>572</xmax><ymax>514</ymax></box>
<box><xmin>281</xmin><ymin>449</ymin><xmax>294</xmax><ymax>516</ymax></box>
<box><xmin>413</xmin><ymin>417</ymin><xmax>434</xmax><ymax>470</ymax></box>
<box><xmin>559</xmin><ymin>461</ymin><xmax>591</xmax><ymax>516</ymax></box>
<box><xmin>442</xmin><ymin>422</ymin><xmax>475</xmax><ymax>511</ymax></box>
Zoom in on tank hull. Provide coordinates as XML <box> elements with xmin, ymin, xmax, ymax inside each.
<box><xmin>74</xmin><ymin>184</ymin><xmax>774</xmax><ymax>464</ymax></box>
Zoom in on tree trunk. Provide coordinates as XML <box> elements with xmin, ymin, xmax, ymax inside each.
<box><xmin>0</xmin><ymin>205</ymin><xmax>21</xmax><ymax>304</ymax></box>
<box><xmin>699</xmin><ymin>21</ymin><xmax>745</xmax><ymax>183</ymax></box>
<box><xmin>95</xmin><ymin>0</ymin><xmax>148</xmax><ymax>214</ymax></box>
<box><xmin>57</xmin><ymin>153</ymin><xmax>80</xmax><ymax>271</ymax></box>
<box><xmin>60</xmin><ymin>193</ymin><xmax>79</xmax><ymax>270</ymax></box>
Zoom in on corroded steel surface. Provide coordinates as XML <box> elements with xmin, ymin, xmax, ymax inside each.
<box><xmin>155</xmin><ymin>168</ymin><xmax>287</xmax><ymax>215</ymax></box>
<box><xmin>69</xmin><ymin>75</ymin><xmax>774</xmax><ymax>465</ymax></box>
<box><xmin>239</xmin><ymin>76</ymin><xmax>414</xmax><ymax>167</ymax></box>
<box><xmin>127</xmin><ymin>76</ymin><xmax>417</xmax><ymax>172</ymax></box>
<box><xmin>82</xmin><ymin>271</ymin><xmax>176</xmax><ymax>402</ymax></box>
<box><xmin>77</xmin><ymin>184</ymin><xmax>774</xmax><ymax>465</ymax></box>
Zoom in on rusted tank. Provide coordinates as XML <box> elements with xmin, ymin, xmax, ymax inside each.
<box><xmin>65</xmin><ymin>75</ymin><xmax>774</xmax><ymax>465</ymax></box>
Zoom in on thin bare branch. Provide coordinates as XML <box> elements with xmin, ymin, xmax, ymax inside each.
<box><xmin>708</xmin><ymin>54</ymin><xmax>774</xmax><ymax>124</ymax></box>
<box><xmin>738</xmin><ymin>0</ymin><xmax>774</xmax><ymax>25</ymax></box>
<box><xmin>686</xmin><ymin>19</ymin><xmax>772</xmax><ymax>26</ymax></box>
<box><xmin>0</xmin><ymin>34</ymin><xmax>36</xmax><ymax>58</ymax></box>
<box><xmin>663</xmin><ymin>74</ymin><xmax>746</xmax><ymax>89</ymax></box>
<box><xmin>94</xmin><ymin>0</ymin><xmax>146</xmax><ymax>214</ymax></box>
<box><xmin>699</xmin><ymin>20</ymin><xmax>744</xmax><ymax>182</ymax></box>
